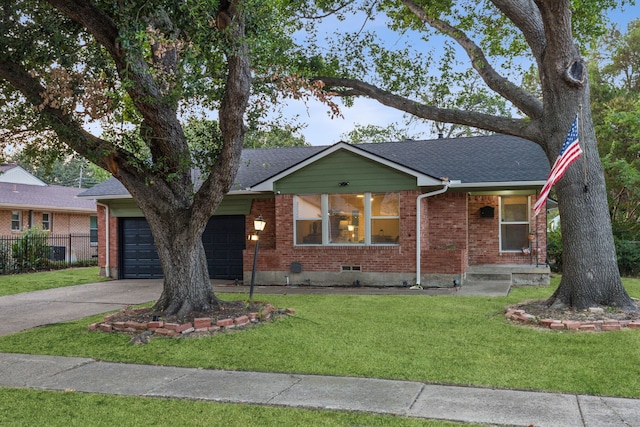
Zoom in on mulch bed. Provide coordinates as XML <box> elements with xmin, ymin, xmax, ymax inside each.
<box><xmin>88</xmin><ymin>301</ymin><xmax>295</xmax><ymax>343</ymax></box>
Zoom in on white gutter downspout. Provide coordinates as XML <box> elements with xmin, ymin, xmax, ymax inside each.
<box><xmin>97</xmin><ymin>203</ymin><xmax>110</xmax><ymax>278</ymax></box>
<box><xmin>415</xmin><ymin>181</ymin><xmax>452</xmax><ymax>286</ymax></box>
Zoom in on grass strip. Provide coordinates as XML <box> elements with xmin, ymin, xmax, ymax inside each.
<box><xmin>0</xmin><ymin>388</ymin><xmax>471</xmax><ymax>427</ymax></box>
<box><xmin>0</xmin><ymin>267</ymin><xmax>108</xmax><ymax>296</ymax></box>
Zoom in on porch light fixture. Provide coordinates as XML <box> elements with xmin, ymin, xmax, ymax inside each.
<box><xmin>253</xmin><ymin>215</ymin><xmax>267</xmax><ymax>232</ymax></box>
<box><xmin>249</xmin><ymin>215</ymin><xmax>266</xmax><ymax>302</ymax></box>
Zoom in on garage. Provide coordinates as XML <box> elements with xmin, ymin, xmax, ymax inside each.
<box><xmin>119</xmin><ymin>215</ymin><xmax>245</xmax><ymax>280</ymax></box>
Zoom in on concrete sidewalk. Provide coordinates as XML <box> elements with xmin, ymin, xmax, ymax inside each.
<box><xmin>1</xmin><ymin>352</ymin><xmax>639</xmax><ymax>426</ymax></box>
<box><xmin>0</xmin><ymin>280</ymin><xmax>639</xmax><ymax>426</ymax></box>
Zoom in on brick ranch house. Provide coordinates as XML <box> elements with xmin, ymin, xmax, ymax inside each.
<box><xmin>0</xmin><ymin>164</ymin><xmax>98</xmax><ymax>262</ymax></box>
<box><xmin>79</xmin><ymin>135</ymin><xmax>551</xmax><ymax>288</ymax></box>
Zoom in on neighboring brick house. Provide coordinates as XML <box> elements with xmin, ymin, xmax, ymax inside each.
<box><xmin>0</xmin><ymin>164</ymin><xmax>98</xmax><ymax>262</ymax></box>
<box><xmin>80</xmin><ymin>135</ymin><xmax>551</xmax><ymax>287</ymax></box>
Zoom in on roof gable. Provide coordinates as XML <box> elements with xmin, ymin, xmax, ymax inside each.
<box><xmin>0</xmin><ymin>165</ymin><xmax>47</xmax><ymax>186</ymax></box>
<box><xmin>274</xmin><ymin>148</ymin><xmax>422</xmax><ymax>194</ymax></box>
<box><xmin>250</xmin><ymin>142</ymin><xmax>443</xmax><ymax>192</ymax></box>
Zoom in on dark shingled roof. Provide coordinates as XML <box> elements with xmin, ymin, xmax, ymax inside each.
<box><xmin>0</xmin><ymin>182</ymin><xmax>96</xmax><ymax>211</ymax></box>
<box><xmin>79</xmin><ymin>134</ymin><xmax>549</xmax><ymax>199</ymax></box>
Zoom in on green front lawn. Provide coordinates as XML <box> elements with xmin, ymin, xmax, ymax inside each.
<box><xmin>0</xmin><ymin>388</ymin><xmax>469</xmax><ymax>427</ymax></box>
<box><xmin>0</xmin><ymin>267</ymin><xmax>108</xmax><ymax>296</ymax></box>
<box><xmin>1</xmin><ymin>276</ymin><xmax>639</xmax><ymax>398</ymax></box>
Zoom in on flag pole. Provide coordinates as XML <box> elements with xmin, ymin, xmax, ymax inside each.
<box><xmin>578</xmin><ymin>104</ymin><xmax>588</xmax><ymax>193</ymax></box>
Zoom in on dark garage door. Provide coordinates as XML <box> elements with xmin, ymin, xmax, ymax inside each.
<box><xmin>119</xmin><ymin>216</ymin><xmax>245</xmax><ymax>280</ymax></box>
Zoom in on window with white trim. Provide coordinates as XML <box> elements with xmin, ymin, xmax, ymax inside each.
<box><xmin>42</xmin><ymin>212</ymin><xmax>51</xmax><ymax>230</ymax></box>
<box><xmin>11</xmin><ymin>211</ymin><xmax>21</xmax><ymax>232</ymax></box>
<box><xmin>500</xmin><ymin>196</ymin><xmax>530</xmax><ymax>251</ymax></box>
<box><xmin>295</xmin><ymin>193</ymin><xmax>400</xmax><ymax>246</ymax></box>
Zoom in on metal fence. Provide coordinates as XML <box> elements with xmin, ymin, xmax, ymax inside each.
<box><xmin>0</xmin><ymin>234</ymin><xmax>97</xmax><ymax>274</ymax></box>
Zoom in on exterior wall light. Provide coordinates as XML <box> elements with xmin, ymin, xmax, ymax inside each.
<box><xmin>249</xmin><ymin>215</ymin><xmax>266</xmax><ymax>302</ymax></box>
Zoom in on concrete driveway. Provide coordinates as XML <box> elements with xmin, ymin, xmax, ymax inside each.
<box><xmin>0</xmin><ymin>279</ymin><xmax>163</xmax><ymax>336</ymax></box>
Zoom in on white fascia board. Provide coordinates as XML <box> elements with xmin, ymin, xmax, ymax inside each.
<box><xmin>448</xmin><ymin>180</ymin><xmax>546</xmax><ymax>188</ymax></box>
<box><xmin>250</xmin><ymin>142</ymin><xmax>444</xmax><ymax>191</ymax></box>
<box><xmin>0</xmin><ymin>203</ymin><xmax>96</xmax><ymax>213</ymax></box>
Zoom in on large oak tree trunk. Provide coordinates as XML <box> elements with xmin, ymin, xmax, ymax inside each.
<box><xmin>536</xmin><ymin>2</ymin><xmax>637</xmax><ymax>311</ymax></box>
<box><xmin>149</xmin><ymin>212</ymin><xmax>222</xmax><ymax>317</ymax></box>
<box><xmin>543</xmin><ymin>103</ymin><xmax>636</xmax><ymax>310</ymax></box>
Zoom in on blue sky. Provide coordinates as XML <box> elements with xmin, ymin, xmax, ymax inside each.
<box><xmin>289</xmin><ymin>5</ymin><xmax>640</xmax><ymax>146</ymax></box>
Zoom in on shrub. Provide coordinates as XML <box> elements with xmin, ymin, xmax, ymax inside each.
<box><xmin>11</xmin><ymin>227</ymin><xmax>51</xmax><ymax>272</ymax></box>
<box><xmin>546</xmin><ymin>229</ymin><xmax>563</xmax><ymax>273</ymax></box>
<box><xmin>616</xmin><ymin>240</ymin><xmax>640</xmax><ymax>277</ymax></box>
<box><xmin>547</xmin><ymin>230</ymin><xmax>640</xmax><ymax>277</ymax></box>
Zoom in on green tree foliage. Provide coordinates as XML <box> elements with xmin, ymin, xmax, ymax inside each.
<box><xmin>591</xmin><ymin>19</ymin><xmax>640</xmax><ymax>241</ymax></box>
<box><xmin>8</xmin><ymin>152</ymin><xmax>111</xmax><ymax>188</ymax></box>
<box><xmin>342</xmin><ymin>123</ymin><xmax>418</xmax><ymax>143</ymax></box>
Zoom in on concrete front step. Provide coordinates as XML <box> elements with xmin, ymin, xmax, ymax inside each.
<box><xmin>465</xmin><ymin>264</ymin><xmax>550</xmax><ymax>286</ymax></box>
<box><xmin>465</xmin><ymin>273</ymin><xmax>511</xmax><ymax>282</ymax></box>
<box><xmin>458</xmin><ymin>280</ymin><xmax>512</xmax><ymax>296</ymax></box>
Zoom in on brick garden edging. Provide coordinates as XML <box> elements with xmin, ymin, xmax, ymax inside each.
<box><xmin>506</xmin><ymin>308</ymin><xmax>640</xmax><ymax>332</ymax></box>
<box><xmin>88</xmin><ymin>304</ymin><xmax>295</xmax><ymax>339</ymax></box>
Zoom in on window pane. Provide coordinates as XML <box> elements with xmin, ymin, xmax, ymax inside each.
<box><xmin>372</xmin><ymin>218</ymin><xmax>399</xmax><ymax>244</ymax></box>
<box><xmin>11</xmin><ymin>211</ymin><xmax>20</xmax><ymax>231</ymax></box>
<box><xmin>329</xmin><ymin>194</ymin><xmax>364</xmax><ymax>244</ymax></box>
<box><xmin>372</xmin><ymin>193</ymin><xmax>399</xmax><ymax>216</ymax></box>
<box><xmin>501</xmin><ymin>196</ymin><xmax>528</xmax><ymax>222</ymax></box>
<box><xmin>296</xmin><ymin>220</ymin><xmax>322</xmax><ymax>244</ymax></box>
<box><xmin>501</xmin><ymin>224</ymin><xmax>529</xmax><ymax>251</ymax></box>
<box><xmin>295</xmin><ymin>196</ymin><xmax>322</xmax><ymax>245</ymax></box>
<box><xmin>296</xmin><ymin>195</ymin><xmax>322</xmax><ymax>219</ymax></box>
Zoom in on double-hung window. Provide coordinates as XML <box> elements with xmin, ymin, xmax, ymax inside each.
<box><xmin>11</xmin><ymin>211</ymin><xmax>21</xmax><ymax>232</ymax></box>
<box><xmin>500</xmin><ymin>196</ymin><xmax>530</xmax><ymax>251</ymax></box>
<box><xmin>42</xmin><ymin>213</ymin><xmax>51</xmax><ymax>230</ymax></box>
<box><xmin>295</xmin><ymin>193</ymin><xmax>400</xmax><ymax>245</ymax></box>
<box><xmin>90</xmin><ymin>215</ymin><xmax>98</xmax><ymax>245</ymax></box>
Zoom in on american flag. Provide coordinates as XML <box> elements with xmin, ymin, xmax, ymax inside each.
<box><xmin>533</xmin><ymin>115</ymin><xmax>583</xmax><ymax>216</ymax></box>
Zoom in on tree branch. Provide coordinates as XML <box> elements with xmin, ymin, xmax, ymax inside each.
<box><xmin>400</xmin><ymin>0</ymin><xmax>543</xmax><ymax>119</ymax></box>
<box><xmin>0</xmin><ymin>58</ymin><xmax>129</xmax><ymax>178</ymax></box>
<box><xmin>316</xmin><ymin>76</ymin><xmax>539</xmax><ymax>139</ymax></box>
<box><xmin>193</xmin><ymin>0</ymin><xmax>251</xmax><ymax>224</ymax></box>
<box><xmin>45</xmin><ymin>0</ymin><xmax>189</xmax><ymax>175</ymax></box>
<box><xmin>491</xmin><ymin>0</ymin><xmax>546</xmax><ymax>60</ymax></box>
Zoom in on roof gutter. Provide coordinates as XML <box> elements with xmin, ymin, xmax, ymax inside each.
<box><xmin>96</xmin><ymin>202</ymin><xmax>110</xmax><ymax>278</ymax></box>
<box><xmin>415</xmin><ymin>181</ymin><xmax>458</xmax><ymax>285</ymax></box>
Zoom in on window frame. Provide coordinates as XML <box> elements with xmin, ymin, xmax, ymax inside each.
<box><xmin>90</xmin><ymin>215</ymin><xmax>98</xmax><ymax>245</ymax></box>
<box><xmin>294</xmin><ymin>192</ymin><xmax>400</xmax><ymax>247</ymax></box>
<box><xmin>42</xmin><ymin>212</ymin><xmax>51</xmax><ymax>231</ymax></box>
<box><xmin>499</xmin><ymin>195</ymin><xmax>531</xmax><ymax>252</ymax></box>
<box><xmin>11</xmin><ymin>211</ymin><xmax>22</xmax><ymax>232</ymax></box>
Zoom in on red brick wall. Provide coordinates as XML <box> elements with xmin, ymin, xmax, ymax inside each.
<box><xmin>244</xmin><ymin>191</ymin><xmax>421</xmax><ymax>274</ymax></box>
<box><xmin>423</xmin><ymin>192</ymin><xmax>468</xmax><ymax>274</ymax></box>
<box><xmin>243</xmin><ymin>191</ymin><xmax>547</xmax><ymax>278</ymax></box>
<box><xmin>468</xmin><ymin>194</ymin><xmax>546</xmax><ymax>266</ymax></box>
<box><xmin>97</xmin><ymin>204</ymin><xmax>119</xmax><ymax>278</ymax></box>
